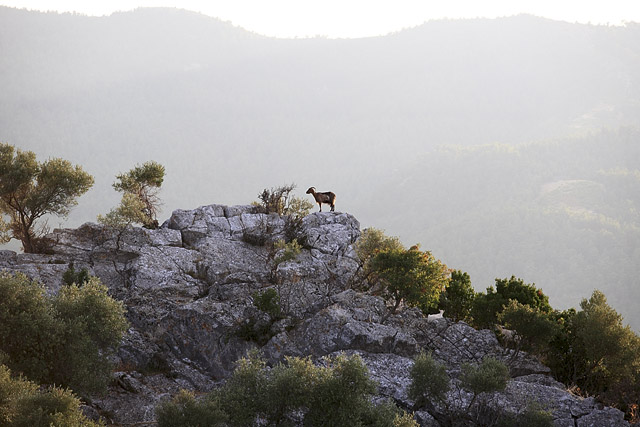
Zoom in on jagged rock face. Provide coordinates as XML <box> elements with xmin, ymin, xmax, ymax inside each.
<box><xmin>0</xmin><ymin>205</ymin><xmax>628</xmax><ymax>426</ymax></box>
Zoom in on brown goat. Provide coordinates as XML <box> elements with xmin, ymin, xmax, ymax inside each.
<box><xmin>306</xmin><ymin>187</ymin><xmax>336</xmax><ymax>212</ymax></box>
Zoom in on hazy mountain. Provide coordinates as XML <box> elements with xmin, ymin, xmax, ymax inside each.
<box><xmin>1</xmin><ymin>7</ymin><xmax>639</xmax><ymax>328</ymax></box>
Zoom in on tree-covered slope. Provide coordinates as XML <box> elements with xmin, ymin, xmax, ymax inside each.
<box><xmin>376</xmin><ymin>129</ymin><xmax>640</xmax><ymax>330</ymax></box>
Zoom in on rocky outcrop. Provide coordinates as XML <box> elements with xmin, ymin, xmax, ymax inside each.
<box><xmin>0</xmin><ymin>204</ymin><xmax>628</xmax><ymax>426</ymax></box>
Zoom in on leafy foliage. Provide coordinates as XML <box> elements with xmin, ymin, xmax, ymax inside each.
<box><xmin>0</xmin><ymin>272</ymin><xmax>60</xmax><ymax>382</ymax></box>
<box><xmin>157</xmin><ymin>352</ymin><xmax>417</xmax><ymax>427</ymax></box>
<box><xmin>0</xmin><ymin>364</ymin><xmax>101</xmax><ymax>426</ymax></box>
<box><xmin>0</xmin><ymin>143</ymin><xmax>94</xmax><ymax>253</ymax></box>
<box><xmin>408</xmin><ymin>353</ymin><xmax>548</xmax><ymax>426</ymax></box>
<box><xmin>497</xmin><ymin>300</ymin><xmax>560</xmax><ymax>356</ymax></box>
<box><xmin>0</xmin><ymin>273</ymin><xmax>128</xmax><ymax>396</ymax></box>
<box><xmin>470</xmin><ymin>276</ymin><xmax>551</xmax><ymax>329</ymax></box>
<box><xmin>460</xmin><ymin>357</ymin><xmax>510</xmax><ymax>395</ymax></box>
<box><xmin>251</xmin><ymin>288</ymin><xmax>282</xmax><ymax>320</ymax></box>
<box><xmin>355</xmin><ymin>227</ymin><xmax>405</xmax><ymax>266</ymax></box>
<box><xmin>408</xmin><ymin>352</ymin><xmax>450</xmax><ymax>406</ymax></box>
<box><xmin>156</xmin><ymin>390</ymin><xmax>227</xmax><ymax>427</ymax></box>
<box><xmin>369</xmin><ymin>245</ymin><xmax>449</xmax><ymax>315</ymax></box>
<box><xmin>51</xmin><ymin>278</ymin><xmax>129</xmax><ymax>395</ymax></box>
<box><xmin>99</xmin><ymin>161</ymin><xmax>165</xmax><ymax>229</ymax></box>
<box><xmin>546</xmin><ymin>290</ymin><xmax>640</xmax><ymax>415</ymax></box>
<box><xmin>255</xmin><ymin>183</ymin><xmax>313</xmax><ymax>242</ymax></box>
<box><xmin>273</xmin><ymin>238</ymin><xmax>302</xmax><ymax>265</ymax></box>
<box><xmin>439</xmin><ymin>270</ymin><xmax>475</xmax><ymax>322</ymax></box>
<box><xmin>61</xmin><ymin>262</ymin><xmax>90</xmax><ymax>287</ymax></box>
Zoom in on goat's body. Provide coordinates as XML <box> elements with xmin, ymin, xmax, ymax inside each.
<box><xmin>306</xmin><ymin>187</ymin><xmax>336</xmax><ymax>212</ymax></box>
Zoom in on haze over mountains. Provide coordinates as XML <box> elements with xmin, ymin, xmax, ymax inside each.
<box><xmin>1</xmin><ymin>6</ymin><xmax>639</xmax><ymax>329</ymax></box>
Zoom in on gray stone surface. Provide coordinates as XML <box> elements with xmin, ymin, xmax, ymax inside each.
<box><xmin>0</xmin><ymin>204</ymin><xmax>628</xmax><ymax>426</ymax></box>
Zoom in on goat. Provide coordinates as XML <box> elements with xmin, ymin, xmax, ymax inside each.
<box><xmin>306</xmin><ymin>187</ymin><xmax>336</xmax><ymax>212</ymax></box>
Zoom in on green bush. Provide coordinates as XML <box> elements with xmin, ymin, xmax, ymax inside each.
<box><xmin>471</xmin><ymin>276</ymin><xmax>551</xmax><ymax>329</ymax></box>
<box><xmin>0</xmin><ymin>364</ymin><xmax>101</xmax><ymax>427</ymax></box>
<box><xmin>460</xmin><ymin>356</ymin><xmax>510</xmax><ymax>395</ymax></box>
<box><xmin>98</xmin><ymin>161</ymin><xmax>165</xmax><ymax>229</ymax></box>
<box><xmin>0</xmin><ymin>273</ymin><xmax>61</xmax><ymax>383</ymax></box>
<box><xmin>439</xmin><ymin>270</ymin><xmax>475</xmax><ymax>322</ymax></box>
<box><xmin>497</xmin><ymin>300</ymin><xmax>560</xmax><ymax>355</ymax></box>
<box><xmin>305</xmin><ymin>354</ymin><xmax>378</xmax><ymax>426</ymax></box>
<box><xmin>252</xmin><ymin>288</ymin><xmax>282</xmax><ymax>319</ymax></box>
<box><xmin>354</xmin><ymin>227</ymin><xmax>405</xmax><ymax>266</ymax></box>
<box><xmin>155</xmin><ymin>390</ymin><xmax>227</xmax><ymax>427</ymax></box>
<box><xmin>0</xmin><ymin>273</ymin><xmax>128</xmax><ymax>396</ymax></box>
<box><xmin>157</xmin><ymin>352</ymin><xmax>416</xmax><ymax>427</ymax></box>
<box><xmin>62</xmin><ymin>263</ymin><xmax>90</xmax><ymax>287</ymax></box>
<box><xmin>409</xmin><ymin>354</ymin><xmax>527</xmax><ymax>426</ymax></box>
<box><xmin>514</xmin><ymin>405</ymin><xmax>554</xmax><ymax>427</ymax></box>
<box><xmin>408</xmin><ymin>352</ymin><xmax>450</xmax><ymax>406</ymax></box>
<box><xmin>361</xmin><ymin>399</ymin><xmax>419</xmax><ymax>427</ymax></box>
<box><xmin>369</xmin><ymin>245</ymin><xmax>449</xmax><ymax>315</ymax></box>
<box><xmin>51</xmin><ymin>278</ymin><xmax>129</xmax><ymax>395</ymax></box>
<box><xmin>547</xmin><ymin>290</ymin><xmax>640</xmax><ymax>416</ymax></box>
<box><xmin>273</xmin><ymin>238</ymin><xmax>302</xmax><ymax>265</ymax></box>
<box><xmin>254</xmin><ymin>184</ymin><xmax>313</xmax><ymax>242</ymax></box>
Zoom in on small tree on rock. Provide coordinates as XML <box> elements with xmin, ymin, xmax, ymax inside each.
<box><xmin>0</xmin><ymin>143</ymin><xmax>94</xmax><ymax>253</ymax></box>
<box><xmin>369</xmin><ymin>245</ymin><xmax>449</xmax><ymax>315</ymax></box>
<box><xmin>99</xmin><ymin>161</ymin><xmax>165</xmax><ymax>229</ymax></box>
<box><xmin>439</xmin><ymin>270</ymin><xmax>475</xmax><ymax>322</ymax></box>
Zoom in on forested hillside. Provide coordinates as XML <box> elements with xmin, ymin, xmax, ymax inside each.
<box><xmin>1</xmin><ymin>7</ymin><xmax>639</xmax><ymax>329</ymax></box>
<box><xmin>374</xmin><ymin>129</ymin><xmax>640</xmax><ymax>329</ymax></box>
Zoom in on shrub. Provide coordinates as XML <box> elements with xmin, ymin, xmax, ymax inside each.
<box><xmin>61</xmin><ymin>263</ymin><xmax>90</xmax><ymax>287</ymax></box>
<box><xmin>497</xmin><ymin>300</ymin><xmax>560</xmax><ymax>355</ymax></box>
<box><xmin>304</xmin><ymin>354</ymin><xmax>378</xmax><ymax>426</ymax></box>
<box><xmin>0</xmin><ymin>364</ymin><xmax>100</xmax><ymax>427</ymax></box>
<box><xmin>256</xmin><ymin>183</ymin><xmax>296</xmax><ymax>215</ymax></box>
<box><xmin>0</xmin><ymin>273</ymin><xmax>128</xmax><ymax>396</ymax></box>
<box><xmin>547</xmin><ymin>290</ymin><xmax>640</xmax><ymax>416</ymax></box>
<box><xmin>254</xmin><ymin>184</ymin><xmax>313</xmax><ymax>242</ymax></box>
<box><xmin>354</xmin><ymin>228</ymin><xmax>404</xmax><ymax>266</ymax></box>
<box><xmin>156</xmin><ymin>390</ymin><xmax>227</xmax><ymax>427</ymax></box>
<box><xmin>273</xmin><ymin>238</ymin><xmax>302</xmax><ymax>266</ymax></box>
<box><xmin>51</xmin><ymin>278</ymin><xmax>129</xmax><ymax>395</ymax></box>
<box><xmin>0</xmin><ymin>273</ymin><xmax>60</xmax><ymax>383</ymax></box>
<box><xmin>439</xmin><ymin>270</ymin><xmax>475</xmax><ymax>322</ymax></box>
<box><xmin>157</xmin><ymin>352</ymin><xmax>416</xmax><ymax>426</ymax></box>
<box><xmin>409</xmin><ymin>353</ymin><xmax>519</xmax><ymax>426</ymax></box>
<box><xmin>408</xmin><ymin>352</ymin><xmax>450</xmax><ymax>406</ymax></box>
<box><xmin>218</xmin><ymin>350</ymin><xmax>267</xmax><ymax>426</ymax></box>
<box><xmin>471</xmin><ymin>276</ymin><xmax>551</xmax><ymax>329</ymax></box>
<box><xmin>98</xmin><ymin>161</ymin><xmax>165</xmax><ymax>229</ymax></box>
<box><xmin>369</xmin><ymin>245</ymin><xmax>449</xmax><ymax>315</ymax></box>
<box><xmin>460</xmin><ymin>356</ymin><xmax>510</xmax><ymax>395</ymax></box>
<box><xmin>252</xmin><ymin>288</ymin><xmax>282</xmax><ymax>320</ymax></box>
<box><xmin>361</xmin><ymin>399</ymin><xmax>419</xmax><ymax>427</ymax></box>
<box><xmin>513</xmin><ymin>405</ymin><xmax>554</xmax><ymax>427</ymax></box>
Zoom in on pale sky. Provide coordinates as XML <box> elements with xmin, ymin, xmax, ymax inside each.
<box><xmin>1</xmin><ymin>0</ymin><xmax>640</xmax><ymax>38</ymax></box>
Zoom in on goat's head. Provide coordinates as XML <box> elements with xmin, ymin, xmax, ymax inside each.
<box><xmin>306</xmin><ymin>187</ymin><xmax>316</xmax><ymax>194</ymax></box>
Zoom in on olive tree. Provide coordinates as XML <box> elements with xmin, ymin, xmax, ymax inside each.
<box><xmin>0</xmin><ymin>144</ymin><xmax>94</xmax><ymax>253</ymax></box>
<box><xmin>369</xmin><ymin>245</ymin><xmax>449</xmax><ymax>315</ymax></box>
<box><xmin>99</xmin><ymin>161</ymin><xmax>165</xmax><ymax>229</ymax></box>
<box><xmin>0</xmin><ymin>272</ymin><xmax>128</xmax><ymax>396</ymax></box>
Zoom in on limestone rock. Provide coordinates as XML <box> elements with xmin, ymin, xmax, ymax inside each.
<box><xmin>0</xmin><ymin>204</ymin><xmax>628</xmax><ymax>426</ymax></box>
